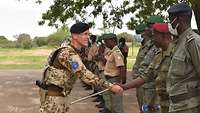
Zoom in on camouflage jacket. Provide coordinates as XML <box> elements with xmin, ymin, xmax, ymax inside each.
<box><xmin>138</xmin><ymin>43</ymin><xmax>160</xmax><ymax>88</ymax></box>
<box><xmin>44</xmin><ymin>45</ymin><xmax>112</xmax><ymax>96</ymax></box>
<box><xmin>141</xmin><ymin>43</ymin><xmax>175</xmax><ymax>107</ymax></box>
<box><xmin>132</xmin><ymin>40</ymin><xmax>154</xmax><ymax>78</ymax></box>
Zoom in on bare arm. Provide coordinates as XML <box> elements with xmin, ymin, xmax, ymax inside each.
<box><xmin>122</xmin><ymin>77</ymin><xmax>145</xmax><ymax>90</ymax></box>
<box><xmin>118</xmin><ymin>66</ymin><xmax>126</xmax><ymax>84</ymax></box>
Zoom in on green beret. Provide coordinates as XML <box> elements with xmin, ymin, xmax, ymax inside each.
<box><xmin>97</xmin><ymin>35</ymin><xmax>103</xmax><ymax>42</ymax></box>
<box><xmin>147</xmin><ymin>16</ymin><xmax>164</xmax><ymax>24</ymax></box>
<box><xmin>135</xmin><ymin>23</ymin><xmax>147</xmax><ymax>34</ymax></box>
<box><xmin>102</xmin><ymin>33</ymin><xmax>117</xmax><ymax>40</ymax></box>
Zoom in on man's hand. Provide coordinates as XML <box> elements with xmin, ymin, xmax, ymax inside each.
<box><xmin>110</xmin><ymin>84</ymin><xmax>123</xmax><ymax>94</ymax></box>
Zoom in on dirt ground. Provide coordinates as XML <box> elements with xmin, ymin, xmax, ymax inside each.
<box><xmin>0</xmin><ymin>70</ymin><xmax>139</xmax><ymax>113</ymax></box>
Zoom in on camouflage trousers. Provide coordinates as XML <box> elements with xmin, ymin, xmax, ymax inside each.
<box><xmin>136</xmin><ymin>87</ymin><xmax>145</xmax><ymax>113</ymax></box>
<box><xmin>103</xmin><ymin>75</ymin><xmax>123</xmax><ymax>113</ymax></box>
<box><xmin>171</xmin><ymin>106</ymin><xmax>200</xmax><ymax>113</ymax></box>
<box><xmin>143</xmin><ymin>88</ymin><xmax>160</xmax><ymax>113</ymax></box>
<box><xmin>40</xmin><ymin>96</ymin><xmax>69</xmax><ymax>113</ymax></box>
<box><xmin>160</xmin><ymin>106</ymin><xmax>169</xmax><ymax>113</ymax></box>
<box><xmin>159</xmin><ymin>96</ymin><xmax>170</xmax><ymax>113</ymax></box>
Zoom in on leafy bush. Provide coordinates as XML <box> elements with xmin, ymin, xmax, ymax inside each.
<box><xmin>33</xmin><ymin>36</ymin><xmax>48</xmax><ymax>47</ymax></box>
<box><xmin>16</xmin><ymin>33</ymin><xmax>33</xmax><ymax>49</ymax></box>
<box><xmin>0</xmin><ymin>36</ymin><xmax>9</xmax><ymax>48</ymax></box>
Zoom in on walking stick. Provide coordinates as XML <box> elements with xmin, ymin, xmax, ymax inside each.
<box><xmin>70</xmin><ymin>88</ymin><xmax>109</xmax><ymax>105</ymax></box>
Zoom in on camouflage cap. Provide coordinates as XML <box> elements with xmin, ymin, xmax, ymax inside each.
<box><xmin>147</xmin><ymin>16</ymin><xmax>164</xmax><ymax>24</ymax></box>
<box><xmin>102</xmin><ymin>33</ymin><xmax>117</xmax><ymax>40</ymax></box>
<box><xmin>135</xmin><ymin>23</ymin><xmax>147</xmax><ymax>34</ymax></box>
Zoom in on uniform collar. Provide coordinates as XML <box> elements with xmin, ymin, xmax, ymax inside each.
<box><xmin>178</xmin><ymin>27</ymin><xmax>192</xmax><ymax>42</ymax></box>
<box><xmin>111</xmin><ymin>45</ymin><xmax>119</xmax><ymax>52</ymax></box>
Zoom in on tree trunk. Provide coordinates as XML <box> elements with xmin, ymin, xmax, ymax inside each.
<box><xmin>191</xmin><ymin>1</ymin><xmax>200</xmax><ymax>31</ymax></box>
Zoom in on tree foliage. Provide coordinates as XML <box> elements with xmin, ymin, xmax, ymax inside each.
<box><xmin>0</xmin><ymin>36</ymin><xmax>9</xmax><ymax>48</ymax></box>
<box><xmin>33</xmin><ymin>36</ymin><xmax>48</xmax><ymax>47</ymax></box>
<box><xmin>38</xmin><ymin>0</ymin><xmax>198</xmax><ymax>30</ymax></box>
<box><xmin>117</xmin><ymin>32</ymin><xmax>134</xmax><ymax>42</ymax></box>
<box><xmin>16</xmin><ymin>33</ymin><xmax>33</xmax><ymax>49</ymax></box>
<box><xmin>47</xmin><ymin>25</ymin><xmax>70</xmax><ymax>46</ymax></box>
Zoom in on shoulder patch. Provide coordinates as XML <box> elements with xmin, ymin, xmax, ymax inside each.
<box><xmin>71</xmin><ymin>61</ymin><xmax>79</xmax><ymax>70</ymax></box>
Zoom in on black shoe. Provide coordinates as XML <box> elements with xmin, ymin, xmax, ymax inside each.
<box><xmin>99</xmin><ymin>108</ymin><xmax>111</xmax><ymax>113</ymax></box>
<box><xmin>92</xmin><ymin>98</ymin><xmax>99</xmax><ymax>102</ymax></box>
<box><xmin>85</xmin><ymin>86</ymin><xmax>92</xmax><ymax>90</ymax></box>
<box><xmin>96</xmin><ymin>102</ymin><xmax>104</xmax><ymax>108</ymax></box>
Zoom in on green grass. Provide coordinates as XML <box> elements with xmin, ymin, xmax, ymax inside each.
<box><xmin>0</xmin><ymin>46</ymin><xmax>50</xmax><ymax>69</ymax></box>
<box><xmin>127</xmin><ymin>46</ymin><xmax>139</xmax><ymax>70</ymax></box>
<box><xmin>0</xmin><ymin>45</ymin><xmax>139</xmax><ymax>70</ymax></box>
<box><xmin>0</xmin><ymin>64</ymin><xmax>45</xmax><ymax>69</ymax></box>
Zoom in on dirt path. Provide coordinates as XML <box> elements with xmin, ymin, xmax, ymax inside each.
<box><xmin>0</xmin><ymin>70</ymin><xmax>139</xmax><ymax>113</ymax></box>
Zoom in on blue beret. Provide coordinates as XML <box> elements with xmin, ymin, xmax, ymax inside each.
<box><xmin>168</xmin><ymin>2</ymin><xmax>192</xmax><ymax>15</ymax></box>
<box><xmin>70</xmin><ymin>22</ymin><xmax>90</xmax><ymax>33</ymax></box>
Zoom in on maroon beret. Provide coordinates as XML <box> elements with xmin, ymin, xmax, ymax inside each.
<box><xmin>152</xmin><ymin>23</ymin><xmax>169</xmax><ymax>33</ymax></box>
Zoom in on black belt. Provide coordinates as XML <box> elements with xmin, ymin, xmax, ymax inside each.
<box><xmin>105</xmin><ymin>76</ymin><xmax>119</xmax><ymax>79</ymax></box>
<box><xmin>99</xmin><ymin>70</ymin><xmax>104</xmax><ymax>73</ymax></box>
<box><xmin>170</xmin><ymin>88</ymin><xmax>200</xmax><ymax>103</ymax></box>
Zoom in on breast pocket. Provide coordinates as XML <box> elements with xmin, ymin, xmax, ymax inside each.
<box><xmin>170</xmin><ymin>55</ymin><xmax>186</xmax><ymax>76</ymax></box>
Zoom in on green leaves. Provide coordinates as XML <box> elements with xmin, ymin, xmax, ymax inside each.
<box><xmin>38</xmin><ymin>0</ymin><xmax>193</xmax><ymax>31</ymax></box>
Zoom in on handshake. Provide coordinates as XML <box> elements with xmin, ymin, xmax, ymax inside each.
<box><xmin>110</xmin><ymin>84</ymin><xmax>125</xmax><ymax>94</ymax></box>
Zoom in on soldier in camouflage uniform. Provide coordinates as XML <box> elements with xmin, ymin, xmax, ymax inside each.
<box><xmin>132</xmin><ymin>16</ymin><xmax>164</xmax><ymax>113</ymax></box>
<box><xmin>166</xmin><ymin>3</ymin><xmax>200</xmax><ymax>113</ymax></box>
<box><xmin>122</xmin><ymin>23</ymin><xmax>173</xmax><ymax>113</ymax></box>
<box><xmin>37</xmin><ymin>22</ymin><xmax>123</xmax><ymax>113</ymax></box>
<box><xmin>132</xmin><ymin>23</ymin><xmax>149</xmax><ymax>113</ymax></box>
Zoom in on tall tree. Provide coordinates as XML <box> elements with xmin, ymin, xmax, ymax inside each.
<box><xmin>38</xmin><ymin>0</ymin><xmax>199</xmax><ymax>31</ymax></box>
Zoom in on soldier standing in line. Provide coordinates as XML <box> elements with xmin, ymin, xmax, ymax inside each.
<box><xmin>132</xmin><ymin>23</ymin><xmax>148</xmax><ymax>113</ymax></box>
<box><xmin>166</xmin><ymin>2</ymin><xmax>200</xmax><ymax>113</ymax></box>
<box><xmin>94</xmin><ymin>36</ymin><xmax>112</xmax><ymax>113</ymax></box>
<box><xmin>121</xmin><ymin>23</ymin><xmax>174</xmax><ymax>113</ymax></box>
<box><xmin>86</xmin><ymin>35</ymin><xmax>101</xmax><ymax>95</ymax></box>
<box><xmin>118</xmin><ymin>37</ymin><xmax>129</xmax><ymax>73</ymax></box>
<box><xmin>132</xmin><ymin>16</ymin><xmax>164</xmax><ymax>113</ymax></box>
<box><xmin>102</xmin><ymin>33</ymin><xmax>126</xmax><ymax>113</ymax></box>
<box><xmin>37</xmin><ymin>22</ymin><xmax>123</xmax><ymax>113</ymax></box>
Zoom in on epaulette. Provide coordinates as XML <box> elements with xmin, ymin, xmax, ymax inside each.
<box><xmin>186</xmin><ymin>33</ymin><xmax>195</xmax><ymax>43</ymax></box>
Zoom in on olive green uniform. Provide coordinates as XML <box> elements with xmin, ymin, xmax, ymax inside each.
<box><xmin>39</xmin><ymin>45</ymin><xmax>112</xmax><ymax>113</ymax></box>
<box><xmin>167</xmin><ymin>28</ymin><xmax>200</xmax><ymax>113</ymax></box>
